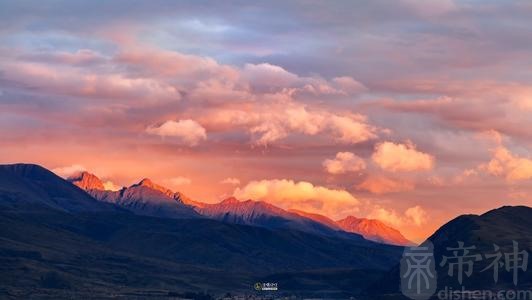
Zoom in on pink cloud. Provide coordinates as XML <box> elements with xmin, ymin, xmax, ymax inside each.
<box><xmin>331</xmin><ymin>76</ymin><xmax>367</xmax><ymax>94</ymax></box>
<box><xmin>146</xmin><ymin>119</ymin><xmax>207</xmax><ymax>146</ymax></box>
<box><xmin>6</xmin><ymin>62</ymin><xmax>181</xmax><ymax>103</ymax></box>
<box><xmin>52</xmin><ymin>164</ymin><xmax>86</xmax><ymax>178</ymax></box>
<box><xmin>242</xmin><ymin>63</ymin><xmax>299</xmax><ymax>89</ymax></box>
<box><xmin>323</xmin><ymin>152</ymin><xmax>366</xmax><ymax>175</ymax></box>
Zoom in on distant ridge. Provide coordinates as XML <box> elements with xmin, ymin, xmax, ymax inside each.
<box><xmin>67</xmin><ymin>170</ymin><xmax>412</xmax><ymax>245</ymax></box>
<box><xmin>195</xmin><ymin>197</ymin><xmax>354</xmax><ymax>238</ymax></box>
<box><xmin>289</xmin><ymin>209</ymin><xmax>413</xmax><ymax>246</ymax></box>
<box><xmin>69</xmin><ymin>173</ymin><xmax>200</xmax><ymax>219</ymax></box>
<box><xmin>336</xmin><ymin>216</ymin><xmax>413</xmax><ymax>246</ymax></box>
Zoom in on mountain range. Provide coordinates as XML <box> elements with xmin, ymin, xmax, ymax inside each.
<box><xmin>0</xmin><ymin>163</ymin><xmax>404</xmax><ymax>298</ymax></box>
<box><xmin>69</xmin><ymin>170</ymin><xmax>412</xmax><ymax>246</ymax></box>
<box><xmin>1</xmin><ymin>163</ymin><xmax>530</xmax><ymax>298</ymax></box>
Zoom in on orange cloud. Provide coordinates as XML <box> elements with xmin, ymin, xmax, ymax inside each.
<box><xmin>356</xmin><ymin>175</ymin><xmax>415</xmax><ymax>194</ymax></box>
<box><xmin>367</xmin><ymin>206</ymin><xmax>404</xmax><ymax>227</ymax></box>
<box><xmin>323</xmin><ymin>152</ymin><xmax>366</xmax><ymax>174</ymax></box>
<box><xmin>483</xmin><ymin>146</ymin><xmax>532</xmax><ymax>182</ymax></box>
<box><xmin>372</xmin><ymin>141</ymin><xmax>434</xmax><ymax>172</ymax></box>
<box><xmin>146</xmin><ymin>119</ymin><xmax>207</xmax><ymax>146</ymax></box>
<box><xmin>367</xmin><ymin>205</ymin><xmax>428</xmax><ymax>227</ymax></box>
<box><xmin>103</xmin><ymin>180</ymin><xmax>122</xmax><ymax>191</ymax></box>
<box><xmin>405</xmin><ymin>205</ymin><xmax>429</xmax><ymax>226</ymax></box>
<box><xmin>233</xmin><ymin>179</ymin><xmax>359</xmax><ymax>218</ymax></box>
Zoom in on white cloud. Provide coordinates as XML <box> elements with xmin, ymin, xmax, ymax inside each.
<box><xmin>332</xmin><ymin>76</ymin><xmax>367</xmax><ymax>94</ymax></box>
<box><xmin>146</xmin><ymin>119</ymin><xmax>207</xmax><ymax>146</ymax></box>
<box><xmin>372</xmin><ymin>141</ymin><xmax>434</xmax><ymax>172</ymax></box>
<box><xmin>243</xmin><ymin>63</ymin><xmax>299</xmax><ymax>89</ymax></box>
<box><xmin>323</xmin><ymin>152</ymin><xmax>366</xmax><ymax>174</ymax></box>
<box><xmin>233</xmin><ymin>179</ymin><xmax>359</xmax><ymax>219</ymax></box>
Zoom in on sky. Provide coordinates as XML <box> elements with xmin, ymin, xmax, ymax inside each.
<box><xmin>1</xmin><ymin>0</ymin><xmax>532</xmax><ymax>242</ymax></box>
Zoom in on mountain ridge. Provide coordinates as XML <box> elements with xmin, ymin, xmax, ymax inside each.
<box><xmin>0</xmin><ymin>163</ymin><xmax>405</xmax><ymax>297</ymax></box>
<box><xmin>0</xmin><ymin>163</ymin><xmax>120</xmax><ymax>213</ymax></box>
<box><xmin>336</xmin><ymin>216</ymin><xmax>414</xmax><ymax>246</ymax></box>
<box><xmin>67</xmin><ymin>169</ymin><xmax>412</xmax><ymax>245</ymax></box>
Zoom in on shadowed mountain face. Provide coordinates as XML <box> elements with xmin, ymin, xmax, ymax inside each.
<box><xmin>428</xmin><ymin>206</ymin><xmax>532</xmax><ymax>289</ymax></box>
<box><xmin>0</xmin><ymin>163</ymin><xmax>404</xmax><ymax>298</ymax></box>
<box><xmin>336</xmin><ymin>216</ymin><xmax>413</xmax><ymax>246</ymax></box>
<box><xmin>369</xmin><ymin>206</ymin><xmax>532</xmax><ymax>297</ymax></box>
<box><xmin>0</xmin><ymin>164</ymin><xmax>119</xmax><ymax>213</ymax></box>
<box><xmin>288</xmin><ymin>209</ymin><xmax>343</xmax><ymax>230</ymax></box>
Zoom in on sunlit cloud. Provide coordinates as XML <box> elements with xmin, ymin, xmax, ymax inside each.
<box><xmin>367</xmin><ymin>205</ymin><xmax>428</xmax><ymax>227</ymax></box>
<box><xmin>323</xmin><ymin>152</ymin><xmax>366</xmax><ymax>175</ymax></box>
<box><xmin>405</xmin><ymin>205</ymin><xmax>429</xmax><ymax>226</ymax></box>
<box><xmin>372</xmin><ymin>141</ymin><xmax>434</xmax><ymax>172</ymax></box>
<box><xmin>146</xmin><ymin>119</ymin><xmax>207</xmax><ymax>146</ymax></box>
<box><xmin>233</xmin><ymin>179</ymin><xmax>359</xmax><ymax>219</ymax></box>
<box><xmin>103</xmin><ymin>180</ymin><xmax>122</xmax><ymax>191</ymax></box>
<box><xmin>482</xmin><ymin>146</ymin><xmax>532</xmax><ymax>182</ymax></box>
